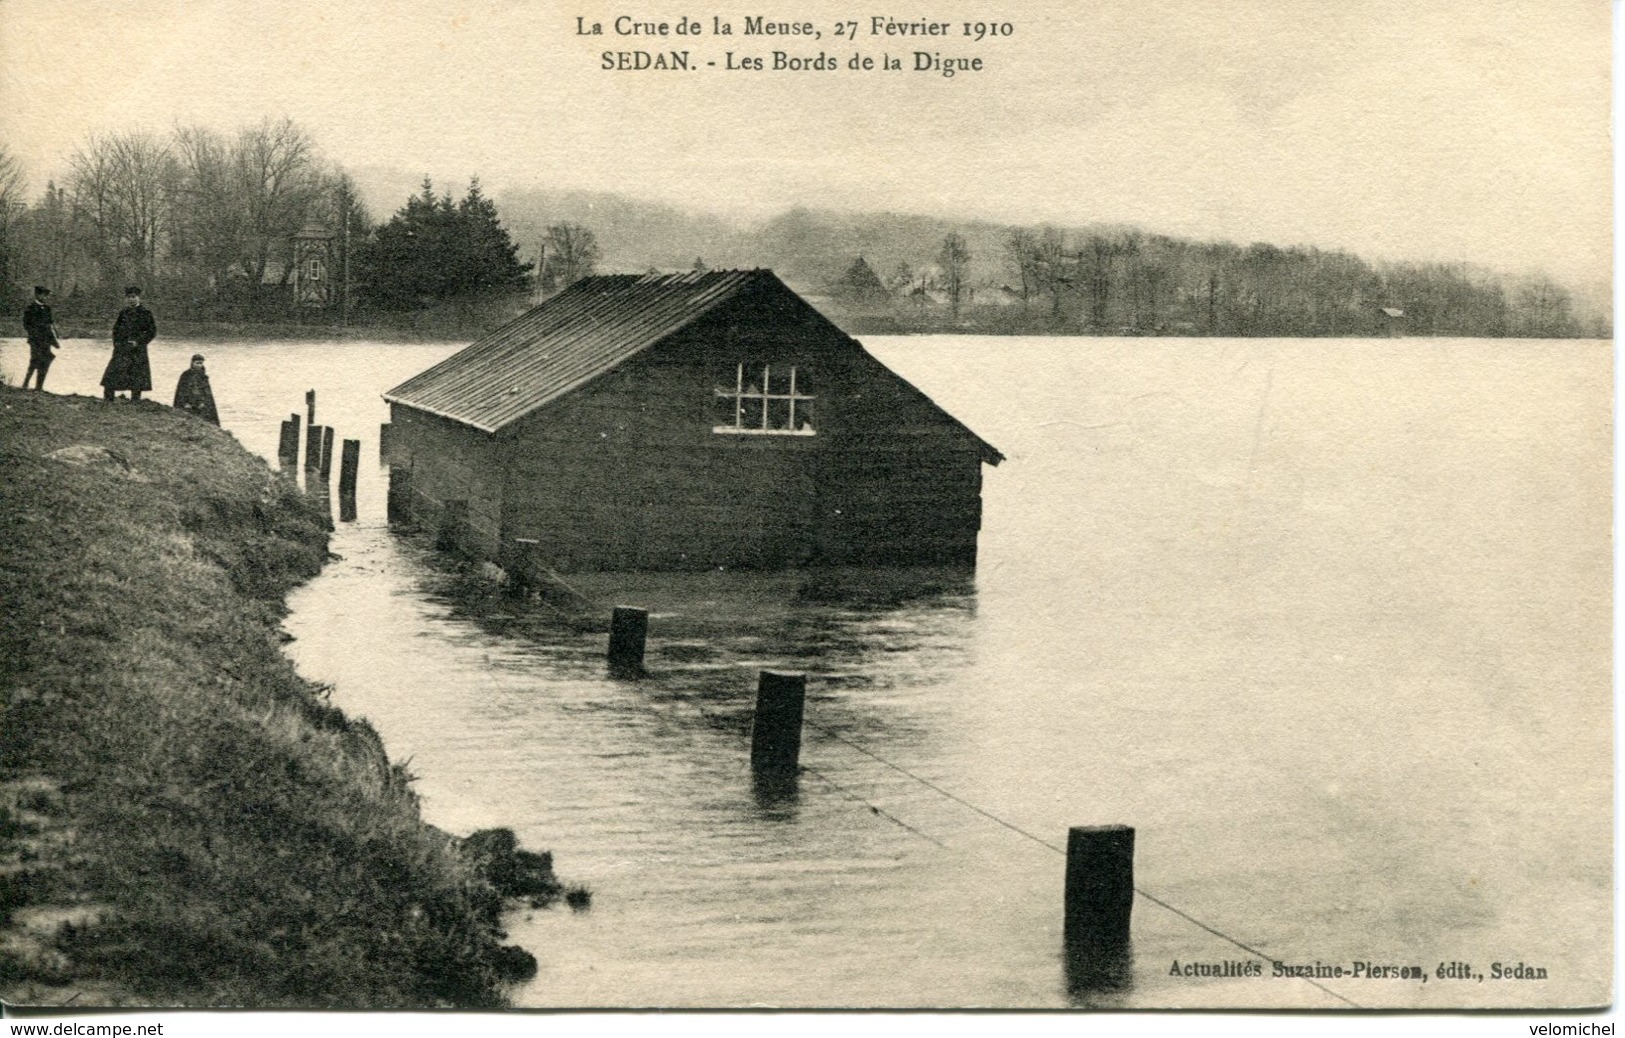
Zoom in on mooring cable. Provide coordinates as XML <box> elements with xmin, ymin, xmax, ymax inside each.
<box><xmin>802</xmin><ymin>718</ymin><xmax>1362</xmax><ymax>1008</ymax></box>
<box><xmin>810</xmin><ymin>721</ymin><xmax>1067</xmax><ymax>853</ymax></box>
<box><xmin>539</xmin><ymin>648</ymin><xmax>1361</xmax><ymax>1008</ymax></box>
<box><xmin>797</xmin><ymin>762</ymin><xmax>949</xmax><ymax>848</ymax></box>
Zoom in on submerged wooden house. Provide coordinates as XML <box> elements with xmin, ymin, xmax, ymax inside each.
<box><xmin>381</xmin><ymin>270</ymin><xmax>1002</xmax><ymax>572</ymax></box>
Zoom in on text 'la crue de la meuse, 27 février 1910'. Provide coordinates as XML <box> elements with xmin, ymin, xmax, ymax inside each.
<box><xmin>579</xmin><ymin>14</ymin><xmax>1014</xmax><ymax>77</ymax></box>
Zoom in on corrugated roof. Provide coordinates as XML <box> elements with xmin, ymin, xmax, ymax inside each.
<box><xmin>384</xmin><ymin>269</ymin><xmax>769</xmax><ymax>432</ymax></box>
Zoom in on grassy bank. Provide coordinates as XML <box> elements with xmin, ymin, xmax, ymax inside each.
<box><xmin>0</xmin><ymin>387</ymin><xmax>545</xmax><ymax>1007</ymax></box>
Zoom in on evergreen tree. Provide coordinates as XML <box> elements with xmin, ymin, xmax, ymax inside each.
<box><xmin>356</xmin><ymin>177</ymin><xmax>532</xmax><ymax>309</ymax></box>
<box><xmin>456</xmin><ymin>180</ymin><xmax>532</xmax><ymax>295</ymax></box>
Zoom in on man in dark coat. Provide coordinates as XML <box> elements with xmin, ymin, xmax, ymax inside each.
<box><xmin>22</xmin><ymin>286</ymin><xmax>60</xmax><ymax>390</ymax></box>
<box><xmin>172</xmin><ymin>354</ymin><xmax>220</xmax><ymax>426</ymax></box>
<box><xmin>102</xmin><ymin>286</ymin><xmax>156</xmax><ymax>401</ymax></box>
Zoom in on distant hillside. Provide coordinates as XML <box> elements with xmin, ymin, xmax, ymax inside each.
<box><xmin>345</xmin><ymin>170</ymin><xmax>1609</xmax><ymax>337</ymax></box>
<box><xmin>494</xmin><ymin>187</ymin><xmax>752</xmax><ymax>275</ymax></box>
<box><xmin>490</xmin><ymin>187</ymin><xmax>1133</xmax><ymax>295</ymax></box>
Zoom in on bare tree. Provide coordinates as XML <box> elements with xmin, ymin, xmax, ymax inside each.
<box><xmin>232</xmin><ymin>117</ymin><xmax>323</xmax><ymax>288</ymax></box>
<box><xmin>1118</xmin><ymin>230</ymin><xmax>1143</xmax><ymax>329</ymax></box>
<box><xmin>171</xmin><ymin>125</ymin><xmax>246</xmax><ymax>292</ymax></box>
<box><xmin>0</xmin><ymin>145</ymin><xmax>24</xmax><ymax>212</ymax></box>
<box><xmin>0</xmin><ymin>144</ymin><xmax>28</xmax><ymax>295</ymax></box>
<box><xmin>1079</xmin><ymin>234</ymin><xmax>1117</xmax><ymax>328</ymax></box>
<box><xmin>937</xmin><ymin>232</ymin><xmax>971</xmax><ymax>319</ymax></box>
<box><xmin>14</xmin><ymin>179</ymin><xmax>104</xmax><ymax>297</ymax></box>
<box><xmin>1030</xmin><ymin>226</ymin><xmax>1071</xmax><ymax>319</ymax></box>
<box><xmin>67</xmin><ymin>131</ymin><xmax>177</xmax><ymax>288</ymax></box>
<box><xmin>1510</xmin><ymin>274</ymin><xmax>1576</xmax><ymax>337</ymax></box>
<box><xmin>1002</xmin><ymin>227</ymin><xmax>1037</xmax><ymax>303</ymax></box>
<box><xmin>543</xmin><ymin>223</ymin><xmax>600</xmax><ymax>290</ymax></box>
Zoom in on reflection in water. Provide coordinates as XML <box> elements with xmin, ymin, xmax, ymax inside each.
<box><xmin>749</xmin><ymin>769</ymin><xmax>801</xmax><ymax>818</ymax></box>
<box><xmin>306</xmin><ymin>476</ymin><xmax>333</xmax><ymax>530</ymax></box>
<box><xmin>1064</xmin><ymin>938</ymin><xmax>1135</xmax><ymax>1004</ymax></box>
<box><xmin>413</xmin><ymin>554</ymin><xmax>981</xmax><ymax>759</ymax></box>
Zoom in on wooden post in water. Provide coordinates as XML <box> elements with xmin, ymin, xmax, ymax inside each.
<box><xmin>277</xmin><ymin>417</ymin><xmax>300</xmax><ymax>473</ymax></box>
<box><xmin>320</xmin><ymin>427</ymin><xmax>336</xmax><ymax>480</ymax></box>
<box><xmin>1063</xmin><ymin>824</ymin><xmax>1135</xmax><ymax>990</ymax></box>
<box><xmin>305</xmin><ymin>389</ymin><xmax>316</xmax><ymax>426</ymax></box>
<box><xmin>750</xmin><ymin>671</ymin><xmax>806</xmax><ymax>774</ymax></box>
<box><xmin>607</xmin><ymin>606</ymin><xmax>649</xmax><ymax>677</ymax></box>
<box><xmin>338</xmin><ymin>439</ymin><xmax>360</xmax><ymax>522</ymax></box>
<box><xmin>305</xmin><ymin>424</ymin><xmax>324</xmax><ymax>473</ymax></box>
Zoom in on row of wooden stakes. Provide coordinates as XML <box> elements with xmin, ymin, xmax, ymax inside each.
<box><xmin>276</xmin><ymin>390</ymin><xmax>361</xmax><ymax>523</ymax></box>
<box><xmin>601</xmin><ymin>603</ymin><xmax>1137</xmax><ymax>992</ymax></box>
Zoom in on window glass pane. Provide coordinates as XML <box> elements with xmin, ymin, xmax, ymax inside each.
<box><xmin>791</xmin><ymin>367</ymin><xmax>811</xmax><ymax>396</ymax></box>
<box><xmin>794</xmin><ymin>402</ymin><xmax>815</xmax><ymax>432</ymax></box>
<box><xmin>767</xmin><ymin>366</ymin><xmax>794</xmax><ymax>395</ymax></box>
<box><xmin>767</xmin><ymin>397</ymin><xmax>792</xmax><ymax>431</ymax></box>
<box><xmin>712</xmin><ymin>393</ymin><xmax>738</xmax><ymax>427</ymax></box>
<box><xmin>737</xmin><ymin>395</ymin><xmax>764</xmax><ymax>429</ymax></box>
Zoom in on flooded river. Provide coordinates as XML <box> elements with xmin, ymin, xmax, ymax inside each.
<box><xmin>2</xmin><ymin>334</ymin><xmax>1610</xmax><ymax>1008</ymax></box>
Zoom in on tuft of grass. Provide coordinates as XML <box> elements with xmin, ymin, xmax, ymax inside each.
<box><xmin>0</xmin><ymin>387</ymin><xmax>540</xmax><ymax>1008</ymax></box>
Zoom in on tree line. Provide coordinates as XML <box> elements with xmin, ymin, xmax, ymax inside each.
<box><xmin>863</xmin><ymin>227</ymin><xmax>1597</xmax><ymax>338</ymax></box>
<box><xmin>3</xmin><ymin>119</ymin><xmax>362</xmax><ymax>320</ymax></box>
<box><xmin>0</xmin><ymin>119</ymin><xmax>1601</xmax><ymax>338</ymax></box>
<box><xmin>0</xmin><ymin>121</ymin><xmax>601</xmax><ymax>327</ymax></box>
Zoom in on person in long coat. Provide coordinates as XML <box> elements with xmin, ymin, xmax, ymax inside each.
<box><xmin>102</xmin><ymin>286</ymin><xmax>157</xmax><ymax>401</ymax></box>
<box><xmin>172</xmin><ymin>354</ymin><xmax>220</xmax><ymax>426</ymax></box>
<box><xmin>22</xmin><ymin>286</ymin><xmax>60</xmax><ymax>390</ymax></box>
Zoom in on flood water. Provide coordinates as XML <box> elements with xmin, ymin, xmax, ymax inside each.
<box><xmin>2</xmin><ymin>333</ymin><xmax>1610</xmax><ymax>1009</ymax></box>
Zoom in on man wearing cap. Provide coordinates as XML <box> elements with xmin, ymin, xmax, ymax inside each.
<box><xmin>22</xmin><ymin>286</ymin><xmax>60</xmax><ymax>390</ymax></box>
<box><xmin>101</xmin><ymin>286</ymin><xmax>157</xmax><ymax>401</ymax></box>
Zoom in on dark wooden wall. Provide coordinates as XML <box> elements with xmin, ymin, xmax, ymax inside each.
<box><xmin>386</xmin><ymin>279</ymin><xmax>993</xmax><ymax>572</ymax></box>
<box><xmin>492</xmin><ymin>281</ymin><xmax>989</xmax><ymax>571</ymax></box>
<box><xmin>384</xmin><ymin>404</ymin><xmax>505</xmax><ymax>556</ymax></box>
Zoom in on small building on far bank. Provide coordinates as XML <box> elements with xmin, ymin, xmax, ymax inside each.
<box><xmin>381</xmin><ymin>269</ymin><xmax>1002</xmax><ymax>573</ymax></box>
<box><xmin>290</xmin><ymin>221</ymin><xmax>334</xmax><ymax>309</ymax></box>
<box><xmin>1376</xmin><ymin>306</ymin><xmax>1406</xmax><ymax>336</ymax></box>
<box><xmin>218</xmin><ymin>221</ymin><xmax>337</xmax><ymax>311</ymax></box>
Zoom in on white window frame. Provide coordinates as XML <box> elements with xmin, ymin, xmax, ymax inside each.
<box><xmin>712</xmin><ymin>362</ymin><xmax>815</xmax><ymax>436</ymax></box>
<box><xmin>308</xmin><ymin>257</ymin><xmax>323</xmax><ymax>281</ymax></box>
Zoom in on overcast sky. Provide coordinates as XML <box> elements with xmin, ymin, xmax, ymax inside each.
<box><xmin>0</xmin><ymin>0</ymin><xmax>1610</xmax><ymax>284</ymax></box>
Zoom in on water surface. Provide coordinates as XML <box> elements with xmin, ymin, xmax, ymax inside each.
<box><xmin>3</xmin><ymin>333</ymin><xmax>1608</xmax><ymax>1008</ymax></box>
